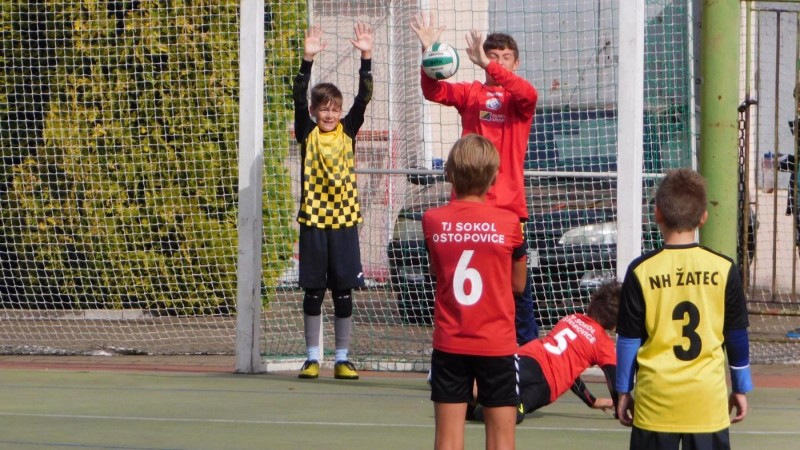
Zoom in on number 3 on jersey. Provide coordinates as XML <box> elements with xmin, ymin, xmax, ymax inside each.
<box><xmin>454</xmin><ymin>250</ymin><xmax>483</xmax><ymax>305</ymax></box>
<box><xmin>672</xmin><ymin>300</ymin><xmax>702</xmax><ymax>361</ymax></box>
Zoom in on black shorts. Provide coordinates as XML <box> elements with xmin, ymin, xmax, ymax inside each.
<box><xmin>518</xmin><ymin>356</ymin><xmax>551</xmax><ymax>413</ymax></box>
<box><xmin>429</xmin><ymin>349</ymin><xmax>519</xmax><ymax>408</ymax></box>
<box><xmin>630</xmin><ymin>426</ymin><xmax>731</xmax><ymax>450</ymax></box>
<box><xmin>298</xmin><ymin>224</ymin><xmax>364</xmax><ymax>290</ymax></box>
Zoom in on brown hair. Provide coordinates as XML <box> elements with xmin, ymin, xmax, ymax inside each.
<box><xmin>445</xmin><ymin>134</ymin><xmax>499</xmax><ymax>197</ymax></box>
<box><xmin>310</xmin><ymin>82</ymin><xmax>343</xmax><ymax>110</ymax></box>
<box><xmin>483</xmin><ymin>33</ymin><xmax>519</xmax><ymax>60</ymax></box>
<box><xmin>655</xmin><ymin>168</ymin><xmax>707</xmax><ymax>232</ymax></box>
<box><xmin>586</xmin><ymin>280</ymin><xmax>621</xmax><ymax>330</ymax></box>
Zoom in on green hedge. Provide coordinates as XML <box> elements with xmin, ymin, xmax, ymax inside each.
<box><xmin>0</xmin><ymin>1</ymin><xmax>301</xmax><ymax>313</ymax></box>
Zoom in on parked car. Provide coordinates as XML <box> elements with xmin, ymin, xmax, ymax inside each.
<box><xmin>387</xmin><ymin>107</ymin><xmax>753</xmax><ymax>326</ymax></box>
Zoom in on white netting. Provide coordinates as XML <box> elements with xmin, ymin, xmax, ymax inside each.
<box><xmin>740</xmin><ymin>1</ymin><xmax>800</xmax><ymax>363</ymax></box>
<box><xmin>0</xmin><ymin>1</ymin><xmax>240</xmax><ymax>355</ymax></box>
<box><xmin>0</xmin><ymin>1</ymin><xmax>796</xmax><ymax>366</ymax></box>
<box><xmin>263</xmin><ymin>0</ymin><xmax>798</xmax><ymax>369</ymax></box>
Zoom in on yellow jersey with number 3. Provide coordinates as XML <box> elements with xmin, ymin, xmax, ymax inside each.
<box><xmin>616</xmin><ymin>244</ymin><xmax>749</xmax><ymax>433</ymax></box>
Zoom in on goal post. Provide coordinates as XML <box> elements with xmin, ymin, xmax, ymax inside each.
<box><xmin>236</xmin><ymin>0</ymin><xmax>266</xmax><ymax>374</ymax></box>
<box><xmin>616</xmin><ymin>0</ymin><xmax>645</xmax><ymax>279</ymax></box>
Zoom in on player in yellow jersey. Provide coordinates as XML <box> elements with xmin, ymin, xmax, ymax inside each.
<box><xmin>292</xmin><ymin>22</ymin><xmax>374</xmax><ymax>380</ymax></box>
<box><xmin>616</xmin><ymin>168</ymin><xmax>751</xmax><ymax>450</ymax></box>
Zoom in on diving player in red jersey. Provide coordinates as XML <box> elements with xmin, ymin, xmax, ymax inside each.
<box><xmin>469</xmin><ymin>281</ymin><xmax>620</xmax><ymax>424</ymax></box>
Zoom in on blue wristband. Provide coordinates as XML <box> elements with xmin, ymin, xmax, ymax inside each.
<box><xmin>724</xmin><ymin>328</ymin><xmax>750</xmax><ymax>367</ymax></box>
<box><xmin>730</xmin><ymin>365</ymin><xmax>753</xmax><ymax>394</ymax></box>
<box><xmin>616</xmin><ymin>335</ymin><xmax>641</xmax><ymax>393</ymax></box>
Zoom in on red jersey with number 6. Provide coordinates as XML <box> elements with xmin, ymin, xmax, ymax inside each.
<box><xmin>422</xmin><ymin>200</ymin><xmax>525</xmax><ymax>356</ymax></box>
<box><xmin>518</xmin><ymin>314</ymin><xmax>616</xmax><ymax>402</ymax></box>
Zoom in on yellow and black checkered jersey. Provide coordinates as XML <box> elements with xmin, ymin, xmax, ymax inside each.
<box><xmin>293</xmin><ymin>58</ymin><xmax>373</xmax><ymax>229</ymax></box>
<box><xmin>617</xmin><ymin>243</ymin><xmax>749</xmax><ymax>433</ymax></box>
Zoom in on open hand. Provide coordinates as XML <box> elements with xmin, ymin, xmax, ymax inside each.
<box><xmin>465</xmin><ymin>29</ymin><xmax>489</xmax><ymax>68</ymax></box>
<box><xmin>303</xmin><ymin>25</ymin><xmax>327</xmax><ymax>60</ymax></box>
<box><xmin>411</xmin><ymin>11</ymin><xmax>445</xmax><ymax>51</ymax></box>
<box><xmin>350</xmin><ymin>22</ymin><xmax>374</xmax><ymax>58</ymax></box>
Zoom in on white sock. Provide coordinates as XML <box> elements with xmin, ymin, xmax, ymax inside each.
<box><xmin>307</xmin><ymin>346</ymin><xmax>319</xmax><ymax>362</ymax></box>
<box><xmin>335</xmin><ymin>348</ymin><xmax>348</xmax><ymax>362</ymax></box>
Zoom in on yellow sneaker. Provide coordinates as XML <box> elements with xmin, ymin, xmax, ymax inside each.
<box><xmin>334</xmin><ymin>360</ymin><xmax>359</xmax><ymax>380</ymax></box>
<box><xmin>298</xmin><ymin>360</ymin><xmax>319</xmax><ymax>379</ymax></box>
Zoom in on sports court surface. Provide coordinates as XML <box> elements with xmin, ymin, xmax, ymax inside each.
<box><xmin>0</xmin><ymin>356</ymin><xmax>797</xmax><ymax>450</ymax></box>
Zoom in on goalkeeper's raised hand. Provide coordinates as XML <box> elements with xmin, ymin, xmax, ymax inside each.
<box><xmin>303</xmin><ymin>25</ymin><xmax>327</xmax><ymax>61</ymax></box>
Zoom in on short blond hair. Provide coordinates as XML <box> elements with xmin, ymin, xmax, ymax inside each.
<box><xmin>445</xmin><ymin>134</ymin><xmax>499</xmax><ymax>197</ymax></box>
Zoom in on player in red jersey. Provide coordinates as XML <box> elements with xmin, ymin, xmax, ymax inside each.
<box><xmin>412</xmin><ymin>11</ymin><xmax>540</xmax><ymax>345</ymax></box>
<box><xmin>423</xmin><ymin>134</ymin><xmax>527</xmax><ymax>450</ymax></box>
<box><xmin>469</xmin><ymin>281</ymin><xmax>620</xmax><ymax>424</ymax></box>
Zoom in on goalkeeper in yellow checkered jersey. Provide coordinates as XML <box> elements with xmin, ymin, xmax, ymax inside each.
<box><xmin>292</xmin><ymin>22</ymin><xmax>373</xmax><ymax>380</ymax></box>
<box><xmin>616</xmin><ymin>168</ymin><xmax>752</xmax><ymax>450</ymax></box>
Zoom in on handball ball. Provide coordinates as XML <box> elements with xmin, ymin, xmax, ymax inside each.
<box><xmin>422</xmin><ymin>43</ymin><xmax>459</xmax><ymax>80</ymax></box>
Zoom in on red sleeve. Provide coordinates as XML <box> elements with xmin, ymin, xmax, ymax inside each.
<box><xmin>595</xmin><ymin>332</ymin><xmax>617</xmax><ymax>367</ymax></box>
<box><xmin>484</xmin><ymin>61</ymin><xmax>537</xmax><ymax>119</ymax></box>
<box><xmin>420</xmin><ymin>69</ymin><xmax>470</xmax><ymax>108</ymax></box>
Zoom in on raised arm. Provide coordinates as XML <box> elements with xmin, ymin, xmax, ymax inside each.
<box><xmin>466</xmin><ymin>30</ymin><xmax>537</xmax><ymax>115</ymax></box>
<box><xmin>485</xmin><ymin>63</ymin><xmax>537</xmax><ymax>112</ymax></box>
<box><xmin>293</xmin><ymin>26</ymin><xmax>326</xmax><ymax>143</ymax></box>
<box><xmin>343</xmin><ymin>22</ymin><xmax>374</xmax><ymax>137</ymax></box>
<box><xmin>303</xmin><ymin>25</ymin><xmax>327</xmax><ymax>62</ymax></box>
<box><xmin>465</xmin><ymin>29</ymin><xmax>490</xmax><ymax>69</ymax></box>
<box><xmin>350</xmin><ymin>22</ymin><xmax>374</xmax><ymax>60</ymax></box>
<box><xmin>411</xmin><ymin>11</ymin><xmax>445</xmax><ymax>52</ymax></box>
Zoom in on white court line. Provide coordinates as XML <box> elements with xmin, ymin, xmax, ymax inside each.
<box><xmin>0</xmin><ymin>412</ymin><xmax>797</xmax><ymax>435</ymax></box>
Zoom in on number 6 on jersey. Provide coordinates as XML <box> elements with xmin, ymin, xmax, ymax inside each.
<box><xmin>454</xmin><ymin>250</ymin><xmax>483</xmax><ymax>305</ymax></box>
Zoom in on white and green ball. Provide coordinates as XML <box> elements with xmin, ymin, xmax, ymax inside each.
<box><xmin>422</xmin><ymin>43</ymin><xmax>459</xmax><ymax>80</ymax></box>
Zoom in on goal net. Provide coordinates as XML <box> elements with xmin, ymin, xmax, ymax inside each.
<box><xmin>0</xmin><ymin>1</ymin><xmax>241</xmax><ymax>355</ymax></box>
<box><xmin>264</xmin><ymin>0</ymin><xmax>699</xmax><ymax>370</ymax></box>
<box><xmin>0</xmin><ymin>1</ymin><xmax>796</xmax><ymax>368</ymax></box>
<box><xmin>265</xmin><ymin>0</ymin><xmax>798</xmax><ymax>368</ymax></box>
<box><xmin>739</xmin><ymin>1</ymin><xmax>800</xmax><ymax>363</ymax></box>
